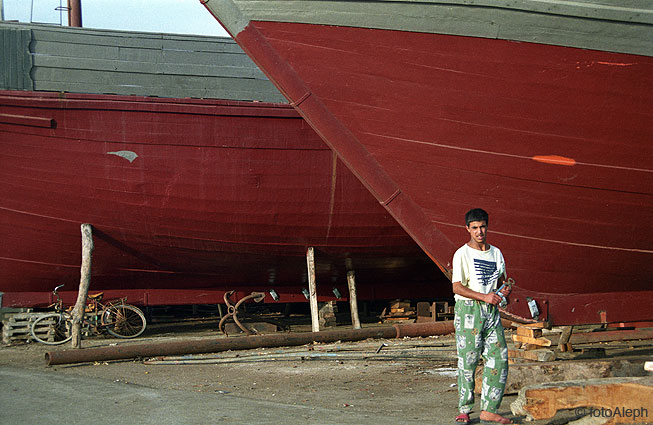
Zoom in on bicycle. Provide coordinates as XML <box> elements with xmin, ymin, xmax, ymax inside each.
<box><xmin>30</xmin><ymin>284</ymin><xmax>147</xmax><ymax>345</ymax></box>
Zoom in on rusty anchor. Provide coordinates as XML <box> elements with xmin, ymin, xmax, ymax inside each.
<box><xmin>218</xmin><ymin>290</ymin><xmax>266</xmax><ymax>336</ymax></box>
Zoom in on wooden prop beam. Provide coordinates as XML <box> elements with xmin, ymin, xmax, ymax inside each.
<box><xmin>71</xmin><ymin>223</ymin><xmax>93</xmax><ymax>348</ymax></box>
<box><xmin>347</xmin><ymin>270</ymin><xmax>361</xmax><ymax>329</ymax></box>
<box><xmin>306</xmin><ymin>247</ymin><xmax>319</xmax><ymax>332</ymax></box>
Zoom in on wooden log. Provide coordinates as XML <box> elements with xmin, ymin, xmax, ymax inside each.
<box><xmin>511</xmin><ymin>376</ymin><xmax>653</xmax><ymax>422</ymax></box>
<box><xmin>512</xmin><ymin>334</ymin><xmax>552</xmax><ymax>346</ymax></box>
<box><xmin>477</xmin><ymin>358</ymin><xmax>649</xmax><ymax>396</ymax></box>
<box><xmin>346</xmin><ymin>270</ymin><xmax>361</xmax><ymax>329</ymax></box>
<box><xmin>71</xmin><ymin>223</ymin><xmax>93</xmax><ymax>348</ymax></box>
<box><xmin>306</xmin><ymin>247</ymin><xmax>319</xmax><ymax>333</ymax></box>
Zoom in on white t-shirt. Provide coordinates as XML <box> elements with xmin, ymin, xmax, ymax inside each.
<box><xmin>451</xmin><ymin>244</ymin><xmax>506</xmax><ymax>301</ymax></box>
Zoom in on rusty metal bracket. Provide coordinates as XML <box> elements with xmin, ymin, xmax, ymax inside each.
<box><xmin>218</xmin><ymin>291</ymin><xmax>265</xmax><ymax>336</ymax></box>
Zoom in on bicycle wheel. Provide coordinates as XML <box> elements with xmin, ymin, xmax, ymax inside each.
<box><xmin>103</xmin><ymin>304</ymin><xmax>146</xmax><ymax>338</ymax></box>
<box><xmin>30</xmin><ymin>313</ymin><xmax>73</xmax><ymax>345</ymax></box>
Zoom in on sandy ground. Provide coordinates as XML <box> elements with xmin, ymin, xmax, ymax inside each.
<box><xmin>1</xmin><ymin>314</ymin><xmax>651</xmax><ymax>424</ymax></box>
<box><xmin>0</xmin><ymin>315</ymin><xmax>513</xmax><ymax>424</ymax></box>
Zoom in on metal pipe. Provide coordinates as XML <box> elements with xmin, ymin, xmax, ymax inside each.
<box><xmin>45</xmin><ymin>321</ymin><xmax>454</xmax><ymax>366</ymax></box>
<box><xmin>393</xmin><ymin>320</ymin><xmax>454</xmax><ymax>338</ymax></box>
<box><xmin>67</xmin><ymin>0</ymin><xmax>81</xmax><ymax>27</ymax></box>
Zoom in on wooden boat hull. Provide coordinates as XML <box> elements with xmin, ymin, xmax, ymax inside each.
<box><xmin>203</xmin><ymin>0</ymin><xmax>653</xmax><ymax>324</ymax></box>
<box><xmin>0</xmin><ymin>91</ymin><xmax>447</xmax><ymax>307</ymax></box>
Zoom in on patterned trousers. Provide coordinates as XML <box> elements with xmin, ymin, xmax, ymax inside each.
<box><xmin>454</xmin><ymin>299</ymin><xmax>509</xmax><ymax>414</ymax></box>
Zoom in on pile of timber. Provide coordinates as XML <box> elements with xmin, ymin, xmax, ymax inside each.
<box><xmin>481</xmin><ymin>322</ymin><xmax>653</xmax><ymax>423</ymax></box>
<box><xmin>415</xmin><ymin>301</ymin><xmax>454</xmax><ymax>322</ymax></box>
<box><xmin>475</xmin><ymin>322</ymin><xmax>653</xmax><ymax>394</ymax></box>
<box><xmin>508</xmin><ymin>323</ymin><xmax>653</xmax><ymax>363</ymax></box>
<box><xmin>380</xmin><ymin>300</ymin><xmax>416</xmax><ymax>321</ymax></box>
<box><xmin>1</xmin><ymin>311</ymin><xmax>45</xmax><ymax>344</ymax></box>
<box><xmin>509</xmin><ymin>322</ymin><xmax>557</xmax><ymax>362</ymax></box>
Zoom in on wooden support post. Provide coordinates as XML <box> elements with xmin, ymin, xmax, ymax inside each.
<box><xmin>347</xmin><ymin>270</ymin><xmax>361</xmax><ymax>329</ymax></box>
<box><xmin>558</xmin><ymin>325</ymin><xmax>574</xmax><ymax>352</ymax></box>
<box><xmin>306</xmin><ymin>247</ymin><xmax>319</xmax><ymax>332</ymax></box>
<box><xmin>71</xmin><ymin>223</ymin><xmax>93</xmax><ymax>348</ymax></box>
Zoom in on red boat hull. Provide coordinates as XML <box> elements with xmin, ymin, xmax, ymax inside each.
<box><xmin>202</xmin><ymin>7</ymin><xmax>653</xmax><ymax>324</ymax></box>
<box><xmin>0</xmin><ymin>91</ymin><xmax>448</xmax><ymax>307</ymax></box>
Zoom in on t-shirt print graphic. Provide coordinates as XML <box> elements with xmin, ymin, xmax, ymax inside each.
<box><xmin>474</xmin><ymin>258</ymin><xmax>499</xmax><ymax>287</ymax></box>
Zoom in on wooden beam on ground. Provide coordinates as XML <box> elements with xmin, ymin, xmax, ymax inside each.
<box><xmin>508</xmin><ymin>348</ymin><xmax>556</xmax><ymax>362</ymax></box>
<box><xmin>511</xmin><ymin>321</ymin><xmax>549</xmax><ymax>329</ymax></box>
<box><xmin>477</xmin><ymin>358</ymin><xmax>649</xmax><ymax>396</ymax></box>
<box><xmin>346</xmin><ymin>270</ymin><xmax>361</xmax><ymax>330</ymax></box>
<box><xmin>569</xmin><ymin>328</ymin><xmax>653</xmax><ymax>344</ymax></box>
<box><xmin>306</xmin><ymin>247</ymin><xmax>319</xmax><ymax>333</ymax></box>
<box><xmin>512</xmin><ymin>334</ymin><xmax>552</xmax><ymax>347</ymax></box>
<box><xmin>71</xmin><ymin>223</ymin><xmax>93</xmax><ymax>348</ymax></box>
<box><xmin>516</xmin><ymin>326</ymin><xmax>543</xmax><ymax>338</ymax></box>
<box><xmin>511</xmin><ymin>376</ymin><xmax>653</xmax><ymax>422</ymax></box>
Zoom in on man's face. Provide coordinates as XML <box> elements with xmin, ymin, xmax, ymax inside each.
<box><xmin>466</xmin><ymin>220</ymin><xmax>487</xmax><ymax>244</ymax></box>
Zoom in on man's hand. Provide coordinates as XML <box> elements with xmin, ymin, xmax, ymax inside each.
<box><xmin>483</xmin><ymin>292</ymin><xmax>503</xmax><ymax>305</ymax></box>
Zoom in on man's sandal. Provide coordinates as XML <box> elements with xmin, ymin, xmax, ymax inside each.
<box><xmin>455</xmin><ymin>413</ymin><xmax>470</xmax><ymax>424</ymax></box>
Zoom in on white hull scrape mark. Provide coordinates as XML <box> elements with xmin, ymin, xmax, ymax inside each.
<box><xmin>107</xmin><ymin>150</ymin><xmax>138</xmax><ymax>163</ymax></box>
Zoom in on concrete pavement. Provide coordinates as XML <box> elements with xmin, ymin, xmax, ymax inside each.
<box><xmin>0</xmin><ymin>366</ymin><xmax>425</xmax><ymax>425</ymax></box>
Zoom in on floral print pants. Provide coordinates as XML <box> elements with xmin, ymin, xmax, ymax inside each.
<box><xmin>454</xmin><ymin>300</ymin><xmax>509</xmax><ymax>414</ymax></box>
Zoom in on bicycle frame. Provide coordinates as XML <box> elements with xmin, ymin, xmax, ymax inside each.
<box><xmin>31</xmin><ymin>285</ymin><xmax>146</xmax><ymax>344</ymax></box>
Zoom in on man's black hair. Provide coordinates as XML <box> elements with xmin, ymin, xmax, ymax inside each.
<box><xmin>465</xmin><ymin>208</ymin><xmax>489</xmax><ymax>226</ymax></box>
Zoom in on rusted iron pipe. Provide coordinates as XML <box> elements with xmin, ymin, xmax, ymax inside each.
<box><xmin>67</xmin><ymin>0</ymin><xmax>82</xmax><ymax>27</ymax></box>
<box><xmin>393</xmin><ymin>320</ymin><xmax>454</xmax><ymax>338</ymax></box>
<box><xmin>45</xmin><ymin>321</ymin><xmax>454</xmax><ymax>366</ymax></box>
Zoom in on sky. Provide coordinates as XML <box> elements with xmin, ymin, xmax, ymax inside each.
<box><xmin>1</xmin><ymin>0</ymin><xmax>230</xmax><ymax>37</ymax></box>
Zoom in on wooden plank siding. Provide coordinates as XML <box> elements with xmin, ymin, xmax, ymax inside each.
<box><xmin>0</xmin><ymin>26</ymin><xmax>33</xmax><ymax>90</ymax></box>
<box><xmin>0</xmin><ymin>22</ymin><xmax>285</xmax><ymax>102</ymax></box>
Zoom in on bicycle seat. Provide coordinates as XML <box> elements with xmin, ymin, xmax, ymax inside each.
<box><xmin>88</xmin><ymin>292</ymin><xmax>104</xmax><ymax>300</ymax></box>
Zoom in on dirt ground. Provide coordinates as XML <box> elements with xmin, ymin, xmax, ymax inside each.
<box><xmin>1</xmin><ymin>311</ymin><xmax>651</xmax><ymax>424</ymax></box>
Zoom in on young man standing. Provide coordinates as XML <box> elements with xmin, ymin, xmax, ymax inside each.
<box><xmin>452</xmin><ymin>208</ymin><xmax>512</xmax><ymax>425</ymax></box>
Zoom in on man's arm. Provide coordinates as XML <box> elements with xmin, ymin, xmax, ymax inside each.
<box><xmin>452</xmin><ymin>281</ymin><xmax>503</xmax><ymax>305</ymax></box>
